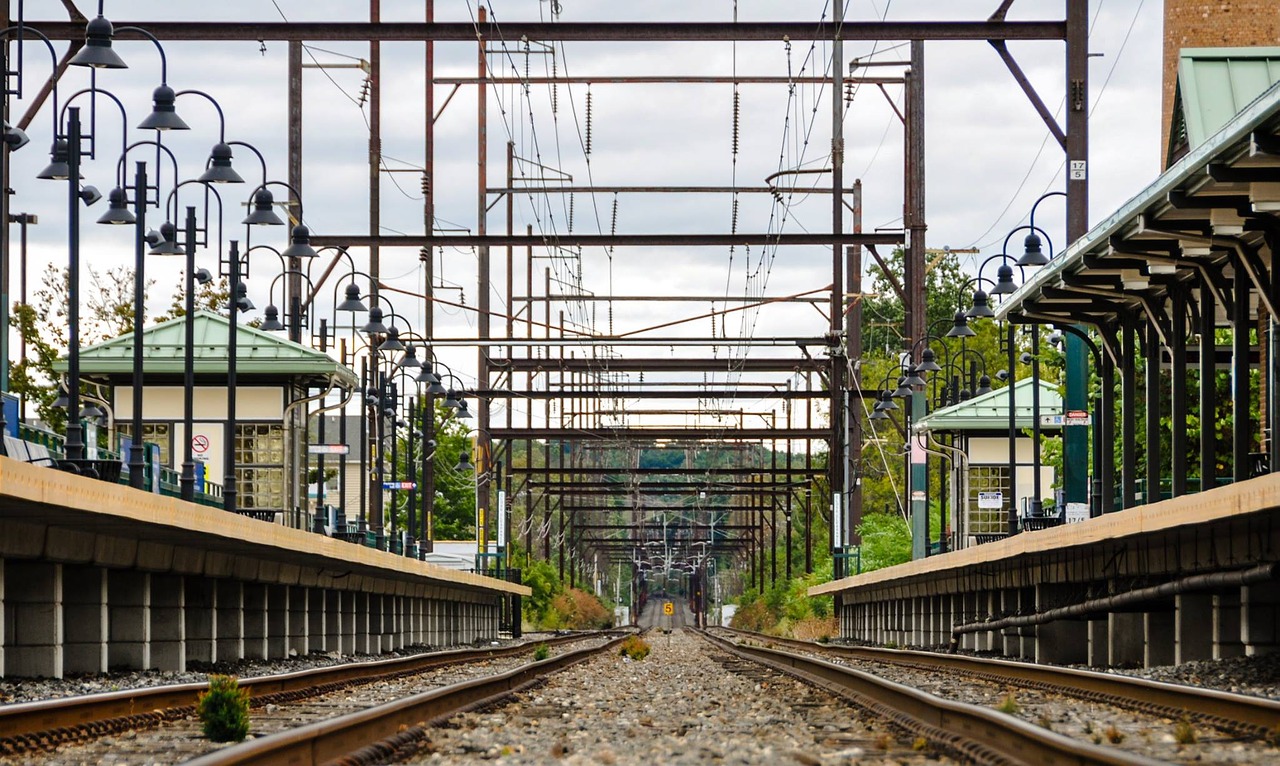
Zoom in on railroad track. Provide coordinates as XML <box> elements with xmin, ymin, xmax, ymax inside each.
<box><xmin>0</xmin><ymin>630</ymin><xmax>623</xmax><ymax>757</ymax></box>
<box><xmin>697</xmin><ymin>628</ymin><xmax>1163</xmax><ymax>765</ymax></box>
<box><xmin>183</xmin><ymin>631</ymin><xmax>634</xmax><ymax>766</ymax></box>
<box><xmin>713</xmin><ymin>627</ymin><xmax>1280</xmax><ymax>742</ymax></box>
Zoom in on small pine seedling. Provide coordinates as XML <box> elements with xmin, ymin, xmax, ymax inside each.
<box><xmin>196</xmin><ymin>674</ymin><xmax>251</xmax><ymax>742</ymax></box>
<box><xmin>533</xmin><ymin>643</ymin><xmax>550</xmax><ymax>661</ymax></box>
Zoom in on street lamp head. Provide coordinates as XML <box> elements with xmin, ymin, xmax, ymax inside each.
<box><xmin>243</xmin><ymin>187</ymin><xmax>285</xmax><ymax>226</ymax></box>
<box><xmin>194</xmin><ymin>268</ymin><xmax>213</xmax><ymax>286</ymax></box>
<box><xmin>1047</xmin><ymin>331</ymin><xmax>1063</xmax><ymax>347</ymax></box>
<box><xmin>996</xmin><ymin>369</ymin><xmax>1009</xmax><ymax>382</ymax></box>
<box><xmin>337</xmin><ymin>283</ymin><xmax>367</xmax><ymax>313</ymax></box>
<box><xmin>97</xmin><ymin>187</ymin><xmax>136</xmax><ymax>225</ymax></box>
<box><xmin>878</xmin><ymin>390</ymin><xmax>899</xmax><ymax>411</ymax></box>
<box><xmin>903</xmin><ymin>365</ymin><xmax>926</xmax><ymax>388</ymax></box>
<box><xmin>233</xmin><ymin>282</ymin><xmax>254</xmax><ymax>312</ymax></box>
<box><xmin>36</xmin><ymin>138</ymin><xmax>72</xmax><ymax>180</ymax></box>
<box><xmin>69</xmin><ymin>15</ymin><xmax>128</xmax><ymax>69</ymax></box>
<box><xmin>892</xmin><ymin>376</ymin><xmax>912</xmax><ymax>399</ymax></box>
<box><xmin>79</xmin><ymin>403</ymin><xmax>104</xmax><ymax>420</ymax></box>
<box><xmin>1017</xmin><ymin>231</ymin><xmax>1049</xmax><ymax>266</ymax></box>
<box><xmin>399</xmin><ymin>344</ymin><xmax>422</xmax><ymax>369</ymax></box>
<box><xmin>1020</xmin><ymin>351</ymin><xmax>1034</xmax><ymax>365</ymax></box>
<box><xmin>378</xmin><ymin>325</ymin><xmax>405</xmax><ymax>352</ymax></box>
<box><xmin>2</xmin><ymin>121</ymin><xmax>30</xmax><ymax>151</ymax></box>
<box><xmin>455</xmin><ymin>398</ymin><xmax>474</xmax><ymax>419</ymax></box>
<box><xmin>361</xmin><ymin>305</ymin><xmax>388</xmax><ymax>335</ymax></box>
<box><xmin>138</xmin><ymin>84</ymin><xmax>190</xmax><ymax>131</ymax></box>
<box><xmin>148</xmin><ymin>221</ymin><xmax>184</xmax><ymax>255</ymax></box>
<box><xmin>260</xmin><ymin>304</ymin><xmax>285</xmax><ymax>331</ymax></box>
<box><xmin>455</xmin><ymin>450</ymin><xmax>475</xmax><ymax>473</ymax></box>
<box><xmin>966</xmin><ymin>288</ymin><xmax>995</xmax><ymax>318</ymax></box>
<box><xmin>945</xmin><ymin>309</ymin><xmax>977</xmax><ymax>338</ymax></box>
<box><xmin>976</xmin><ymin>374</ymin><xmax>993</xmax><ymax>395</ymax></box>
<box><xmin>198</xmin><ymin>142</ymin><xmax>244</xmax><ymax>184</ymax></box>
<box><xmin>281</xmin><ymin>224</ymin><xmax>318</xmax><ymax>259</ymax></box>
<box><xmin>78</xmin><ymin>185</ymin><xmax>102</xmax><ymax>207</ymax></box>
<box><xmin>918</xmin><ymin>347</ymin><xmax>943</xmax><ymax>372</ymax></box>
<box><xmin>990</xmin><ymin>262</ymin><xmax>1018</xmax><ymax>295</ymax></box>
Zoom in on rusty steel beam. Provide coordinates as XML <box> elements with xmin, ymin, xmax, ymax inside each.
<box><xmin>26</xmin><ymin>20</ymin><xmax>1065</xmax><ymax>43</ymax></box>
<box><xmin>310</xmin><ymin>232</ymin><xmax>902</xmax><ymax>248</ymax></box>
<box><xmin>488</xmin><ymin>427</ymin><xmax>827</xmax><ymax>440</ymax></box>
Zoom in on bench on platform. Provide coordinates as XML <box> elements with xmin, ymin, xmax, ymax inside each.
<box><xmin>235</xmin><ymin>509</ymin><xmax>279</xmax><ymax>522</ymax></box>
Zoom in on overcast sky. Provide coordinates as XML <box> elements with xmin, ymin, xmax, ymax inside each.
<box><xmin>6</xmin><ymin>0</ymin><xmax>1164</xmax><ymax>425</ymax></box>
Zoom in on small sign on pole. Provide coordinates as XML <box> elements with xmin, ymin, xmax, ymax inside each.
<box><xmin>382</xmin><ymin>481</ymin><xmax>416</xmax><ymax>490</ymax></box>
<box><xmin>308</xmin><ymin>444</ymin><xmax>350</xmax><ymax>455</ymax></box>
<box><xmin>977</xmin><ymin>491</ymin><xmax>1003</xmax><ymax>509</ymax></box>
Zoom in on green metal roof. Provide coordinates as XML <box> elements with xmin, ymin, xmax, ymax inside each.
<box><xmin>57</xmin><ymin>310</ymin><xmax>358</xmax><ymax>387</ymax></box>
<box><xmin>1171</xmin><ymin>47</ymin><xmax>1280</xmax><ymax>163</ymax></box>
<box><xmin>914</xmin><ymin>378</ymin><xmax>1063</xmax><ymax>433</ymax></box>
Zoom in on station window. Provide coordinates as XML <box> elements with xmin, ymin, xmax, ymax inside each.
<box><xmin>117</xmin><ymin>423</ymin><xmax>172</xmax><ymax>466</ymax></box>
<box><xmin>967</xmin><ymin>465</ymin><xmax>1010</xmax><ymax>536</ymax></box>
<box><xmin>234</xmin><ymin>423</ymin><xmax>285</xmax><ymax>510</ymax></box>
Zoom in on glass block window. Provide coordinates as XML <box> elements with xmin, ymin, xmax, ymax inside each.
<box><xmin>967</xmin><ymin>465</ymin><xmax>1010</xmax><ymax>536</ymax></box>
<box><xmin>235</xmin><ymin>423</ymin><xmax>285</xmax><ymax>510</ymax></box>
<box><xmin>118</xmin><ymin>422</ymin><xmax>172</xmax><ymax>466</ymax></box>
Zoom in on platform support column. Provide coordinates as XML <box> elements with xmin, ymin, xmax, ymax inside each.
<box><xmin>215</xmin><ymin>580</ymin><xmax>244</xmax><ymax>663</ymax></box>
<box><xmin>309</xmin><ymin>588</ymin><xmax>327</xmax><ymax>653</ymax></box>
<box><xmin>1144</xmin><ymin>609</ymin><xmax>1176</xmax><ymax>667</ymax></box>
<box><xmin>1035</xmin><ymin>584</ymin><xmax>1087</xmax><ymax>664</ymax></box>
<box><xmin>150</xmin><ymin>574</ymin><xmax>185</xmax><ymax>671</ymax></box>
<box><xmin>355</xmin><ymin>591</ymin><xmax>371</xmax><ymax>654</ymax></box>
<box><xmin>243</xmin><ymin>583</ymin><xmax>268</xmax><ymax>660</ymax></box>
<box><xmin>267</xmin><ymin>584</ymin><xmax>289</xmax><ymax>658</ymax></box>
<box><xmin>5</xmin><ymin>561</ymin><xmax>62</xmax><ymax>678</ymax></box>
<box><xmin>342</xmin><ymin>590</ymin><xmax>357</xmax><ymax>653</ymax></box>
<box><xmin>1000</xmin><ymin>589</ymin><xmax>1020</xmax><ymax>657</ymax></box>
<box><xmin>1214</xmin><ymin>591</ymin><xmax>1245</xmax><ymax>659</ymax></box>
<box><xmin>1175</xmin><ymin>594</ymin><xmax>1214</xmax><ymax>663</ymax></box>
<box><xmin>1108</xmin><ymin>611</ymin><xmax>1144</xmax><ymax>667</ymax></box>
<box><xmin>63</xmin><ymin>566</ymin><xmax>107</xmax><ymax>674</ymax></box>
<box><xmin>185</xmin><ymin>577</ymin><xmax>216</xmax><ymax>664</ymax></box>
<box><xmin>108</xmin><ymin>570</ymin><xmax>150</xmax><ymax>671</ymax></box>
<box><xmin>1243</xmin><ymin>581</ymin><xmax>1280</xmax><ymax>656</ymax></box>
<box><xmin>1087</xmin><ymin>618</ymin><xmax>1108</xmax><ymax>667</ymax></box>
<box><xmin>288</xmin><ymin>586</ymin><xmax>308</xmax><ymax>657</ymax></box>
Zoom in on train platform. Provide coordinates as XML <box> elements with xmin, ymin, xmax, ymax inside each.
<box><xmin>810</xmin><ymin>473</ymin><xmax>1280</xmax><ymax>668</ymax></box>
<box><xmin>0</xmin><ymin>457</ymin><xmax>528</xmax><ymax>679</ymax></box>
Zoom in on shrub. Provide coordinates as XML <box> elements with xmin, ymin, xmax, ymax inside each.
<box><xmin>533</xmin><ymin>643</ymin><xmax>550</xmax><ymax>661</ymax></box>
<box><xmin>196</xmin><ymin>675</ymin><xmax>250</xmax><ymax>742</ymax></box>
<box><xmin>619</xmin><ymin>635</ymin><xmax>650</xmax><ymax>660</ymax></box>
<box><xmin>543</xmin><ymin>588</ymin><xmax>611</xmax><ymax>630</ymax></box>
<box><xmin>995</xmin><ymin>692</ymin><xmax>1019</xmax><ymax>715</ymax></box>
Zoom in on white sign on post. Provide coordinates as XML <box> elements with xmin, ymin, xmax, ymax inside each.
<box><xmin>977</xmin><ymin>491</ymin><xmax>1003</xmax><ymax>509</ymax></box>
<box><xmin>1064</xmin><ymin>502</ymin><xmax>1089</xmax><ymax>523</ymax></box>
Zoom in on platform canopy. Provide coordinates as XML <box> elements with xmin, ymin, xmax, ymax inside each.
<box><xmin>914</xmin><ymin>378</ymin><xmax>1063</xmax><ymax>434</ymax></box>
<box><xmin>58</xmin><ymin>310</ymin><xmax>358</xmax><ymax>388</ymax></box>
<box><xmin>996</xmin><ymin>69</ymin><xmax>1280</xmax><ymax>327</ymax></box>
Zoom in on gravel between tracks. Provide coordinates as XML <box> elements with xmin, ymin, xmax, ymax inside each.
<box><xmin>401</xmin><ymin>629</ymin><xmax>955</xmax><ymax>766</ymax></box>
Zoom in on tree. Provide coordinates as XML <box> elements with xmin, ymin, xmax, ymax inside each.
<box><xmin>9</xmin><ymin>264</ymin><xmax>228</xmax><ymax>433</ymax></box>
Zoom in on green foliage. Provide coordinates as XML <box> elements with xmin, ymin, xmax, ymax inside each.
<box><xmin>521</xmin><ymin>559</ymin><xmax>564</xmax><ymax>625</ymax></box>
<box><xmin>856</xmin><ymin>511</ymin><xmax>912</xmax><ymax>572</ymax></box>
<box><xmin>154</xmin><ymin>273</ymin><xmax>231</xmax><ymax>323</ymax></box>
<box><xmin>532</xmin><ymin>643</ymin><xmax>550</xmax><ymax>661</ymax></box>
<box><xmin>431</xmin><ymin>402</ymin><xmax>478</xmax><ymax>540</ymax></box>
<box><xmin>196</xmin><ymin>674</ymin><xmax>250</xmax><ymax>742</ymax></box>
<box><xmin>619</xmin><ymin>635</ymin><xmax>650</xmax><ymax>660</ymax></box>
<box><xmin>541</xmin><ymin>588</ymin><xmax>611</xmax><ymax>630</ymax></box>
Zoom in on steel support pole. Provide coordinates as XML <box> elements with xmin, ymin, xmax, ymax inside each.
<box><xmin>1200</xmin><ymin>278</ymin><xmax>1217</xmax><ymax>492</ymax></box>
<box><xmin>1062</xmin><ymin>0</ymin><xmax>1091</xmax><ymax>508</ymax></box>
<box><xmin>827</xmin><ymin>1</ymin><xmax>847</xmax><ymax>577</ymax></box>
<box><xmin>1099</xmin><ymin>335</ymin><xmax>1116</xmax><ymax>513</ymax></box>
<box><xmin>422</xmin><ymin>0</ymin><xmax>436</xmax><ymax>554</ymax></box>
<box><xmin>1121</xmin><ymin>315</ymin><xmax>1137</xmax><ymax>508</ymax></box>
<box><xmin>1006</xmin><ymin>322</ymin><xmax>1018</xmax><ymax>534</ymax></box>
<box><xmin>1145</xmin><ymin>318</ymin><xmax>1162</xmax><ymax>501</ymax></box>
<box><xmin>1233</xmin><ymin>255</ymin><xmax>1251</xmax><ymax>482</ymax></box>
<box><xmin>180</xmin><ymin>206</ymin><xmax>197</xmax><ymax>501</ymax></box>
<box><xmin>476</xmin><ymin>4</ymin><xmax>492</xmax><ymax>560</ymax></box>
<box><xmin>1171</xmin><ymin>285</ymin><xmax>1188</xmax><ymax>497</ymax></box>
<box><xmin>224</xmin><ymin>241</ymin><xmax>240</xmax><ymax>516</ymax></box>
<box><xmin>65</xmin><ymin>109</ymin><xmax>84</xmax><ymax>462</ymax></box>
<box><xmin>128</xmin><ymin>161</ymin><xmax>148</xmax><ymax>487</ymax></box>
<box><xmin>287</xmin><ymin>39</ymin><xmax>303</xmax><ymax>344</ymax></box>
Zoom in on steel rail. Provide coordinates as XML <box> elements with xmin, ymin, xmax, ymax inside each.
<box><xmin>182</xmin><ymin>633</ymin><xmax>632</xmax><ymax>766</ymax></box>
<box><xmin>696</xmin><ymin>630</ymin><xmax>1161</xmax><ymax>766</ymax></box>
<box><xmin>0</xmin><ymin>631</ymin><xmax>618</xmax><ymax>754</ymax></box>
<box><xmin>715</xmin><ymin>628</ymin><xmax>1280</xmax><ymax>742</ymax></box>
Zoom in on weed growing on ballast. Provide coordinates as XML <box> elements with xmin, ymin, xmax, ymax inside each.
<box><xmin>196</xmin><ymin>674</ymin><xmax>250</xmax><ymax>742</ymax></box>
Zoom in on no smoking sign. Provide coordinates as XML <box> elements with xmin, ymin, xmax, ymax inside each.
<box><xmin>192</xmin><ymin>434</ymin><xmax>210</xmax><ymax>454</ymax></box>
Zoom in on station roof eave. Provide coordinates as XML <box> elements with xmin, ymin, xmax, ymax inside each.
<box><xmin>55</xmin><ymin>310</ymin><xmax>359</xmax><ymax>388</ymax></box>
<box><xmin>913</xmin><ymin>378</ymin><xmax>1063</xmax><ymax>433</ymax></box>
<box><xmin>994</xmin><ymin>78</ymin><xmax>1280</xmax><ymax>327</ymax></box>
